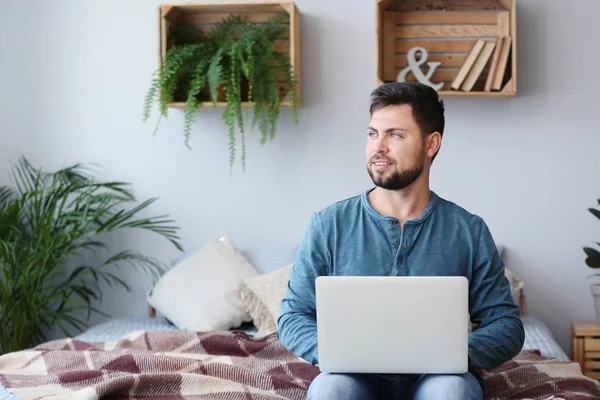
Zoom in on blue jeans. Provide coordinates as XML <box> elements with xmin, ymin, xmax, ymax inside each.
<box><xmin>306</xmin><ymin>372</ymin><xmax>483</xmax><ymax>400</ymax></box>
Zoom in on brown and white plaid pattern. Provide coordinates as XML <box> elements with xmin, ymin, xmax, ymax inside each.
<box><xmin>1</xmin><ymin>332</ymin><xmax>599</xmax><ymax>400</ymax></box>
<box><xmin>0</xmin><ymin>330</ymin><xmax>319</xmax><ymax>400</ymax></box>
<box><xmin>479</xmin><ymin>349</ymin><xmax>600</xmax><ymax>400</ymax></box>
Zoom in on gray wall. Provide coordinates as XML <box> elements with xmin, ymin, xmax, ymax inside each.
<box><xmin>1</xmin><ymin>0</ymin><xmax>599</xmax><ymax>356</ymax></box>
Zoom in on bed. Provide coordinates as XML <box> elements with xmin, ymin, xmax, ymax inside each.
<box><xmin>1</xmin><ymin>239</ymin><xmax>599</xmax><ymax>399</ymax></box>
<box><xmin>0</xmin><ymin>314</ymin><xmax>593</xmax><ymax>400</ymax></box>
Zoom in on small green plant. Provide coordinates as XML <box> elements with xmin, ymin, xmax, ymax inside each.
<box><xmin>0</xmin><ymin>156</ymin><xmax>183</xmax><ymax>354</ymax></box>
<box><xmin>143</xmin><ymin>14</ymin><xmax>300</xmax><ymax>172</ymax></box>
<box><xmin>584</xmin><ymin>198</ymin><xmax>600</xmax><ymax>270</ymax></box>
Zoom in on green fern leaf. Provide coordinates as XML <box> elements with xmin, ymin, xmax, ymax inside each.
<box><xmin>257</xmin><ymin>106</ymin><xmax>269</xmax><ymax>146</ymax></box>
<box><xmin>208</xmin><ymin>48</ymin><xmax>224</xmax><ymax>104</ymax></box>
<box><xmin>183</xmin><ymin>59</ymin><xmax>210</xmax><ymax>148</ymax></box>
<box><xmin>158</xmin><ymin>44</ymin><xmax>203</xmax><ymax>116</ymax></box>
<box><xmin>269</xmin><ymin>83</ymin><xmax>280</xmax><ymax>141</ymax></box>
<box><xmin>244</xmin><ymin>39</ymin><xmax>255</xmax><ymax>119</ymax></box>
<box><xmin>183</xmin><ymin>98</ymin><xmax>198</xmax><ymax>149</ymax></box>
<box><xmin>142</xmin><ymin>71</ymin><xmax>160</xmax><ymax>122</ymax></box>
<box><xmin>241</xmin><ymin>125</ymin><xmax>246</xmax><ymax>172</ymax></box>
<box><xmin>229</xmin><ymin>41</ymin><xmax>245</xmax><ymax>136</ymax></box>
<box><xmin>224</xmin><ymin>105</ymin><xmax>236</xmax><ymax>172</ymax></box>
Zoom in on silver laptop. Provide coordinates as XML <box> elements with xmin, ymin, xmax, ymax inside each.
<box><xmin>315</xmin><ymin>276</ymin><xmax>469</xmax><ymax>374</ymax></box>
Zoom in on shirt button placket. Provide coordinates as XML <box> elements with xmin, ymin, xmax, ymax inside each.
<box><xmin>390</xmin><ymin>219</ymin><xmax>400</xmax><ymax>276</ymax></box>
<box><xmin>391</xmin><ymin>219</ymin><xmax>403</xmax><ymax>276</ymax></box>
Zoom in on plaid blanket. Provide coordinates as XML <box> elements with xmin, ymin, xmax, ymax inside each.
<box><xmin>479</xmin><ymin>349</ymin><xmax>600</xmax><ymax>400</ymax></box>
<box><xmin>0</xmin><ymin>330</ymin><xmax>319</xmax><ymax>400</ymax></box>
<box><xmin>0</xmin><ymin>331</ymin><xmax>599</xmax><ymax>400</ymax></box>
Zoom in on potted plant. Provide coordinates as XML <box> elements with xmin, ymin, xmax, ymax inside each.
<box><xmin>584</xmin><ymin>198</ymin><xmax>600</xmax><ymax>323</ymax></box>
<box><xmin>0</xmin><ymin>156</ymin><xmax>183</xmax><ymax>354</ymax></box>
<box><xmin>142</xmin><ymin>14</ymin><xmax>300</xmax><ymax>172</ymax></box>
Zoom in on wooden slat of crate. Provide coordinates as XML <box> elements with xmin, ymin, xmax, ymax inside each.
<box><xmin>400</xmin><ymin>68</ymin><xmax>488</xmax><ymax>82</ymax></box>
<box><xmin>386</xmin><ymin>0</ymin><xmax>507</xmax><ymax>12</ymax></box>
<box><xmin>167</xmin><ymin>2</ymin><xmax>287</xmax><ymax>14</ymax></box>
<box><xmin>272</xmin><ymin>41</ymin><xmax>289</xmax><ymax>53</ymax></box>
<box><xmin>376</xmin><ymin>0</ymin><xmax>393</xmax><ymax>85</ymax></box>
<box><xmin>396</xmin><ymin>54</ymin><xmax>466</xmax><ymax>68</ymax></box>
<box><xmin>585</xmin><ymin>338</ymin><xmax>600</xmax><ymax>351</ymax></box>
<box><xmin>398</xmin><ymin>68</ymin><xmax>490</xmax><ymax>93</ymax></box>
<box><xmin>501</xmin><ymin>0</ymin><xmax>517</xmax><ymax>93</ymax></box>
<box><xmin>584</xmin><ymin>371</ymin><xmax>600</xmax><ymax>380</ymax></box>
<box><xmin>585</xmin><ymin>360</ymin><xmax>600</xmax><ymax>369</ymax></box>
<box><xmin>177</xmin><ymin>12</ymin><xmax>289</xmax><ymax>25</ymax></box>
<box><xmin>289</xmin><ymin>1</ymin><xmax>301</xmax><ymax>105</ymax></box>
<box><xmin>193</xmin><ymin>26</ymin><xmax>290</xmax><ymax>39</ymax></box>
<box><xmin>574</xmin><ymin>336</ymin><xmax>586</xmax><ymax>370</ymax></box>
<box><xmin>497</xmin><ymin>11</ymin><xmax>509</xmax><ymax>36</ymax></box>
<box><xmin>382</xmin><ymin>12</ymin><xmax>397</xmax><ymax>85</ymax></box>
<box><xmin>396</xmin><ymin>24</ymin><xmax>497</xmax><ymax>38</ymax></box>
<box><xmin>394</xmin><ymin>11</ymin><xmax>500</xmax><ymax>25</ymax></box>
<box><xmin>396</xmin><ymin>39</ymin><xmax>477</xmax><ymax>53</ymax></box>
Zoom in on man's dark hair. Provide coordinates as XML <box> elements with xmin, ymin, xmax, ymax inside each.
<box><xmin>369</xmin><ymin>82</ymin><xmax>445</xmax><ymax>162</ymax></box>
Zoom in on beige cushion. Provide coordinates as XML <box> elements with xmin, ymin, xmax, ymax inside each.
<box><xmin>505</xmin><ymin>267</ymin><xmax>525</xmax><ymax>314</ymax></box>
<box><xmin>146</xmin><ymin>232</ymin><xmax>259</xmax><ymax>331</ymax></box>
<box><xmin>237</xmin><ymin>264</ymin><xmax>293</xmax><ymax>335</ymax></box>
<box><xmin>498</xmin><ymin>245</ymin><xmax>526</xmax><ymax>315</ymax></box>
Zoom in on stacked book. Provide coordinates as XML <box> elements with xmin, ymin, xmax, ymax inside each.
<box><xmin>451</xmin><ymin>36</ymin><xmax>512</xmax><ymax>92</ymax></box>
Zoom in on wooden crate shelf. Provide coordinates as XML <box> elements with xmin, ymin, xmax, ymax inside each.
<box><xmin>375</xmin><ymin>0</ymin><xmax>517</xmax><ymax>97</ymax></box>
<box><xmin>159</xmin><ymin>1</ymin><xmax>301</xmax><ymax>108</ymax></box>
<box><xmin>572</xmin><ymin>321</ymin><xmax>600</xmax><ymax>380</ymax></box>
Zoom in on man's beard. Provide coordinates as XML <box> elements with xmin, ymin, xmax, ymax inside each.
<box><xmin>367</xmin><ymin>149</ymin><xmax>425</xmax><ymax>191</ymax></box>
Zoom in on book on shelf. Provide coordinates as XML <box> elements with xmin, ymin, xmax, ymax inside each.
<box><xmin>460</xmin><ymin>39</ymin><xmax>497</xmax><ymax>92</ymax></box>
<box><xmin>450</xmin><ymin>39</ymin><xmax>485</xmax><ymax>91</ymax></box>
<box><xmin>492</xmin><ymin>36</ymin><xmax>512</xmax><ymax>91</ymax></box>
<box><xmin>484</xmin><ymin>36</ymin><xmax>506</xmax><ymax>92</ymax></box>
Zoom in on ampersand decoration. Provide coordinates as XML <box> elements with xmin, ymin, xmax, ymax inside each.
<box><xmin>397</xmin><ymin>46</ymin><xmax>444</xmax><ymax>91</ymax></box>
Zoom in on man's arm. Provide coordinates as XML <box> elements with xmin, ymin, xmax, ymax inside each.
<box><xmin>468</xmin><ymin>219</ymin><xmax>525</xmax><ymax>370</ymax></box>
<box><xmin>277</xmin><ymin>213</ymin><xmax>329</xmax><ymax>365</ymax></box>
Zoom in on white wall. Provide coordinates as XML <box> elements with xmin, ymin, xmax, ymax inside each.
<box><xmin>1</xmin><ymin>0</ymin><xmax>599</xmax><ymax>356</ymax></box>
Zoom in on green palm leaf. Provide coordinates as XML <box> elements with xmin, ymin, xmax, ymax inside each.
<box><xmin>0</xmin><ymin>155</ymin><xmax>182</xmax><ymax>354</ymax></box>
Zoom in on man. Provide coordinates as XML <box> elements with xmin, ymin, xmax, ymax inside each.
<box><xmin>277</xmin><ymin>81</ymin><xmax>524</xmax><ymax>399</ymax></box>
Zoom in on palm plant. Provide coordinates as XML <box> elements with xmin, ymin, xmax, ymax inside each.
<box><xmin>0</xmin><ymin>156</ymin><xmax>183</xmax><ymax>354</ymax></box>
<box><xmin>584</xmin><ymin>198</ymin><xmax>600</xmax><ymax>270</ymax></box>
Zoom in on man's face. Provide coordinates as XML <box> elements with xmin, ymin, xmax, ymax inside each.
<box><xmin>366</xmin><ymin>104</ymin><xmax>427</xmax><ymax>191</ymax></box>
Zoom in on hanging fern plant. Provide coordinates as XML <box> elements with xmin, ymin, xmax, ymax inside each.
<box><xmin>143</xmin><ymin>14</ymin><xmax>300</xmax><ymax>172</ymax></box>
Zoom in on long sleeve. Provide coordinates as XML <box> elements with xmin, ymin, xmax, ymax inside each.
<box><xmin>468</xmin><ymin>219</ymin><xmax>525</xmax><ymax>369</ymax></box>
<box><xmin>277</xmin><ymin>213</ymin><xmax>329</xmax><ymax>365</ymax></box>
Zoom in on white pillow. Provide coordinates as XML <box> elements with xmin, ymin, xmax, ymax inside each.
<box><xmin>146</xmin><ymin>232</ymin><xmax>259</xmax><ymax>331</ymax></box>
<box><xmin>237</xmin><ymin>264</ymin><xmax>293</xmax><ymax>335</ymax></box>
<box><xmin>505</xmin><ymin>267</ymin><xmax>525</xmax><ymax>309</ymax></box>
<box><xmin>497</xmin><ymin>245</ymin><xmax>526</xmax><ymax>314</ymax></box>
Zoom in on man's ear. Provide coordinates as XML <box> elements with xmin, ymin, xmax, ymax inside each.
<box><xmin>427</xmin><ymin>132</ymin><xmax>442</xmax><ymax>158</ymax></box>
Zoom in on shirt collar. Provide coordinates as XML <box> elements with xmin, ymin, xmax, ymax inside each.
<box><xmin>360</xmin><ymin>188</ymin><xmax>439</xmax><ymax>225</ymax></box>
